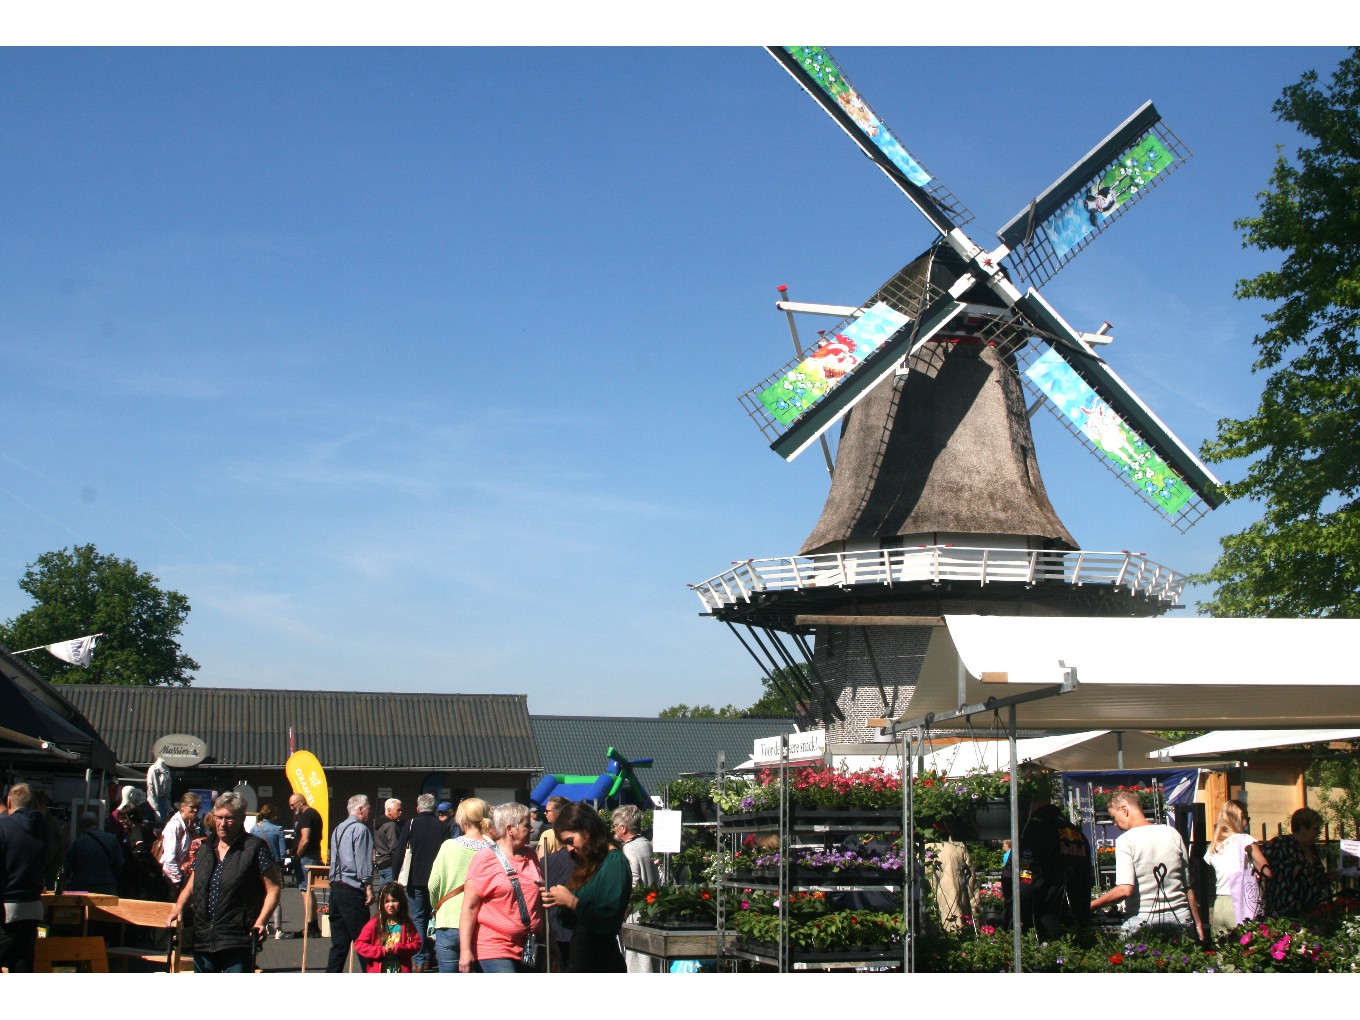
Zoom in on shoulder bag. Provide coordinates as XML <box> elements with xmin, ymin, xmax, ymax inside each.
<box><xmin>490</xmin><ymin>843</ymin><xmax>539</xmax><ymax>969</ymax></box>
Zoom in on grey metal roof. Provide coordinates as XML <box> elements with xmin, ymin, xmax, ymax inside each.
<box><xmin>529</xmin><ymin>716</ymin><xmax>800</xmax><ymax>795</ymax></box>
<box><xmin>60</xmin><ymin>685</ymin><xmax>540</xmax><ymax>772</ymax></box>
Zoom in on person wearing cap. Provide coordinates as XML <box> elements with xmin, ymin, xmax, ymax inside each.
<box><xmin>436</xmin><ymin>801</ymin><xmax>462</xmax><ymax>840</ymax></box>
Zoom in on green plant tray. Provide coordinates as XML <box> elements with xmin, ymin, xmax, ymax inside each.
<box><xmin>734</xmin><ymin>939</ymin><xmax>902</xmax><ymax>965</ymax></box>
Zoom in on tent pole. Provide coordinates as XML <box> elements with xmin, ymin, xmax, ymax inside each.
<box><xmin>1009</xmin><ymin>704</ymin><xmax>1022</xmax><ymax>974</ymax></box>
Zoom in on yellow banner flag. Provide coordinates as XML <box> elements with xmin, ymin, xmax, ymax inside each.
<box><xmin>286</xmin><ymin>749</ymin><xmax>330</xmax><ymax>865</ymax></box>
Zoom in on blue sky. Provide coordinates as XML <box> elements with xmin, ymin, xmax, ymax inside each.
<box><xmin>0</xmin><ymin>43</ymin><xmax>1349</xmax><ymax>715</ymax></box>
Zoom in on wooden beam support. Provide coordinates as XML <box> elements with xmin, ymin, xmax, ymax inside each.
<box><xmin>795</xmin><ymin>614</ymin><xmax>946</xmax><ymax>628</ymax></box>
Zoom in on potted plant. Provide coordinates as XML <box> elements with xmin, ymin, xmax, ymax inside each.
<box><xmin>665</xmin><ymin>775</ymin><xmax>718</xmax><ymax>823</ymax></box>
<box><xmin>629</xmin><ymin>885</ymin><xmax>719</xmax><ymax>930</ymax></box>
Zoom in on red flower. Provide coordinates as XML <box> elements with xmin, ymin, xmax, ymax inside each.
<box><xmin>1109</xmin><ymin>953</ymin><xmax>1124</xmax><ymax>965</ymax></box>
<box><xmin>646</xmin><ymin>892</ymin><xmax>657</xmax><ymax>903</ymax></box>
<box><xmin>700</xmin><ymin>892</ymin><xmax>711</xmax><ymax>900</ymax></box>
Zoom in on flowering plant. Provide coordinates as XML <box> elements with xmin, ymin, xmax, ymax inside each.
<box><xmin>1091</xmin><ymin>785</ymin><xmax>1159</xmax><ymax>812</ymax></box>
<box><xmin>912</xmin><ymin>764</ymin><xmax>1059</xmax><ymax>832</ymax></box>
<box><xmin>629</xmin><ymin>885</ymin><xmax>717</xmax><ymax>926</ymax></box>
<box><xmin>733</xmin><ymin>908</ymin><xmax>904</xmax><ymax>951</ymax></box>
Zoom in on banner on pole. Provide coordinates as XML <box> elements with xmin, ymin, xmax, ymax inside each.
<box><xmin>286</xmin><ymin>749</ymin><xmax>330</xmax><ymax>865</ymax></box>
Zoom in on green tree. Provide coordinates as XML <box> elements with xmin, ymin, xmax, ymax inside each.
<box><xmin>657</xmin><ymin>704</ymin><xmax>744</xmax><ymax>719</ymax></box>
<box><xmin>0</xmin><ymin>544</ymin><xmax>199</xmax><ymax>686</ymax></box>
<box><xmin>1307</xmin><ymin>741</ymin><xmax>1360</xmax><ymax>834</ymax></box>
<box><xmin>659</xmin><ymin>663</ymin><xmax>805</xmax><ymax>719</ymax></box>
<box><xmin>1197</xmin><ymin>49</ymin><xmax>1360</xmax><ymax>618</ymax></box>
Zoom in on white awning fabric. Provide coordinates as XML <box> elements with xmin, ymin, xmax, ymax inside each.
<box><xmin>1149</xmin><ymin>728</ymin><xmax>1360</xmax><ymax>760</ymax></box>
<box><xmin>917</xmin><ymin>730</ymin><xmax>1171</xmax><ymax>775</ymax></box>
<box><xmin>893</xmin><ymin>616</ymin><xmax>1360</xmax><ymax>730</ymax></box>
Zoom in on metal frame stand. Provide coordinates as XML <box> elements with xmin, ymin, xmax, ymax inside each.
<box><xmin>887</xmin><ymin>664</ymin><xmax>1080</xmax><ymax>973</ymax></box>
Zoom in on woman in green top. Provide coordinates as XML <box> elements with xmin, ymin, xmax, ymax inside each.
<box><xmin>427</xmin><ymin>797</ymin><xmax>494</xmax><ymax>973</ymax></box>
<box><xmin>542</xmin><ymin>802</ymin><xmax>631</xmax><ymax>972</ymax></box>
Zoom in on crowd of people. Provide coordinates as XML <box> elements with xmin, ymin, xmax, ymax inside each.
<box><xmin>0</xmin><ymin>778</ymin><xmax>651</xmax><ymax>974</ymax></box>
<box><xmin>1000</xmin><ymin>789</ymin><xmax>1340</xmax><ymax>945</ymax></box>
<box><xmin>313</xmin><ymin>792</ymin><xmax>639</xmax><ymax>974</ymax></box>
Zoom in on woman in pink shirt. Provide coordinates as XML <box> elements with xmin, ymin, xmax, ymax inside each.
<box><xmin>458</xmin><ymin>802</ymin><xmax>543</xmax><ymax>973</ymax></box>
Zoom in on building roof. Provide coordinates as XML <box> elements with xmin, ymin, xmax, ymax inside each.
<box><xmin>529</xmin><ymin>715</ymin><xmax>800</xmax><ymax>795</ymax></box>
<box><xmin>0</xmin><ymin>649</ymin><xmax>116</xmax><ymax>772</ymax></box>
<box><xmin>60</xmin><ymin>685</ymin><xmax>540</xmax><ymax>772</ymax></box>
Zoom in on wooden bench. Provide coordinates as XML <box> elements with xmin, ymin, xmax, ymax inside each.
<box><xmin>33</xmin><ymin>936</ymin><xmax>109</xmax><ymax>973</ymax></box>
<box><xmin>87</xmin><ymin>897</ymin><xmax>186</xmax><ymax>972</ymax></box>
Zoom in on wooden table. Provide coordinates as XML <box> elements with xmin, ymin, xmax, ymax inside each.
<box><xmin>620</xmin><ymin>923</ymin><xmax>735</xmax><ymax>969</ymax></box>
<box><xmin>41</xmin><ymin>891</ymin><xmax>120</xmax><ymax>935</ymax></box>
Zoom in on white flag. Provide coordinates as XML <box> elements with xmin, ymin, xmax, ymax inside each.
<box><xmin>48</xmin><ymin>633</ymin><xmax>101</xmax><ymax>668</ymax></box>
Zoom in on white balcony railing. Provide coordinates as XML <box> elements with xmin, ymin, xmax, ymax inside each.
<box><xmin>689</xmin><ymin>546</ymin><xmax>1186</xmax><ymax>613</ymax></box>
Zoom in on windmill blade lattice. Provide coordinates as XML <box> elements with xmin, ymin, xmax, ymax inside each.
<box><xmin>997</xmin><ymin>103</ymin><xmax>1192</xmax><ymax>289</ymax></box>
<box><xmin>770</xmin><ymin>46</ymin><xmax>974</xmax><ymax>234</ymax></box>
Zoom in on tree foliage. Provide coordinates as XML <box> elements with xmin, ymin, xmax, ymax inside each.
<box><xmin>657</xmin><ymin>703</ymin><xmax>744</xmax><ymax>719</ymax></box>
<box><xmin>1307</xmin><ymin>741</ymin><xmax>1360</xmax><ymax>834</ymax></box>
<box><xmin>1197</xmin><ymin>48</ymin><xmax>1360</xmax><ymax>618</ymax></box>
<box><xmin>659</xmin><ymin>663</ymin><xmax>805</xmax><ymax>719</ymax></box>
<box><xmin>0</xmin><ymin>544</ymin><xmax>199</xmax><ymax>686</ymax></box>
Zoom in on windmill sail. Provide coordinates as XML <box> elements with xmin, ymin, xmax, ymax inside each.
<box><xmin>768</xmin><ymin>46</ymin><xmax>973</xmax><ymax>234</ymax></box>
<box><xmin>997</xmin><ymin>102</ymin><xmax>1191</xmax><ymax>289</ymax></box>
<box><xmin>1019</xmin><ymin>342</ymin><xmax>1221</xmax><ymax>530</ymax></box>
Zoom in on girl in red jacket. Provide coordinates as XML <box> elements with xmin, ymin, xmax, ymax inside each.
<box><xmin>355</xmin><ymin>882</ymin><xmax>423</xmax><ymax>973</ymax></box>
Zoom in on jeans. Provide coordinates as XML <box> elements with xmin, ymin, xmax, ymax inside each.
<box><xmin>376</xmin><ymin>866</ymin><xmax>394</xmax><ymax>888</ymax></box>
<box><xmin>327</xmin><ymin>883</ymin><xmax>372</xmax><ymax>973</ymax></box>
<box><xmin>297</xmin><ymin>855</ymin><xmax>321</xmax><ymax>889</ymax></box>
<box><xmin>407</xmin><ymin>884</ymin><xmax>432</xmax><ymax>968</ymax></box>
<box><xmin>478</xmin><ymin>957</ymin><xmax>521</xmax><ymax>973</ymax></box>
<box><xmin>194</xmin><ymin>947</ymin><xmax>254</xmax><ymax>973</ymax></box>
<box><xmin>434</xmin><ymin>927</ymin><xmax>462</xmax><ymax>973</ymax></box>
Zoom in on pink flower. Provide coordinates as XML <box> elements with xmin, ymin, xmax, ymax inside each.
<box><xmin>980</xmin><ymin>925</ymin><xmax>996</xmax><ymax>935</ymax></box>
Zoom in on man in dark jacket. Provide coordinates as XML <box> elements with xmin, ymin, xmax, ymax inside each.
<box><xmin>373</xmin><ymin>798</ymin><xmax>404</xmax><ymax>888</ymax></box>
<box><xmin>1</xmin><ymin>784</ymin><xmax>52</xmax><ymax>972</ymax></box>
<box><xmin>169</xmin><ymin>791</ymin><xmax>282</xmax><ymax>973</ymax></box>
<box><xmin>63</xmin><ymin>811</ymin><xmax>124</xmax><ymax>896</ymax></box>
<box><xmin>1003</xmin><ymin>795</ymin><xmax>1093</xmax><ymax>939</ymax></box>
<box><xmin>394</xmin><ymin>792</ymin><xmax>445</xmax><ymax>971</ymax></box>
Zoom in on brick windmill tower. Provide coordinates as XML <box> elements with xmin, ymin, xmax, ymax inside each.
<box><xmin>690</xmin><ymin>48</ymin><xmax>1223</xmax><ymax>740</ymax></box>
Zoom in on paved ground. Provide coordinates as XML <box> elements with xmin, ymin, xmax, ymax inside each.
<box><xmin>254</xmin><ymin>876</ymin><xmax>382</xmax><ymax>974</ymax></box>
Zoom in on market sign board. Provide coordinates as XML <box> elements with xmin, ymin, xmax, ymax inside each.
<box><xmin>152</xmin><ymin>732</ymin><xmax>208</xmax><ymax>768</ymax></box>
<box><xmin>753</xmin><ymin>729</ymin><xmax>827</xmax><ymax>767</ymax></box>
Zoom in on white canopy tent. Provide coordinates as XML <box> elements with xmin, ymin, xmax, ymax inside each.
<box><xmin>1149</xmin><ymin>728</ymin><xmax>1360</xmax><ymax>761</ymax></box>
<box><xmin>915</xmin><ymin>729</ymin><xmax>1172</xmax><ymax>775</ymax></box>
<box><xmin>892</xmin><ymin>616</ymin><xmax>1360</xmax><ymax>731</ymax></box>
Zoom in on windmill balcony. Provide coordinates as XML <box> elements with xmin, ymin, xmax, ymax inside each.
<box><xmin>689</xmin><ymin>546</ymin><xmax>1185</xmax><ymax>613</ymax></box>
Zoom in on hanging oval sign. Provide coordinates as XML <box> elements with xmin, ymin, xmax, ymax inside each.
<box><xmin>152</xmin><ymin>733</ymin><xmax>208</xmax><ymax>767</ymax></box>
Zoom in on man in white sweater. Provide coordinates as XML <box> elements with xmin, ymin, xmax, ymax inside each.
<box><xmin>1089</xmin><ymin>789</ymin><xmax>1203</xmax><ymax>938</ymax></box>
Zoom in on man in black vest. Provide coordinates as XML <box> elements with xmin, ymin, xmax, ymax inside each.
<box><xmin>169</xmin><ymin>791</ymin><xmax>282</xmax><ymax>973</ymax></box>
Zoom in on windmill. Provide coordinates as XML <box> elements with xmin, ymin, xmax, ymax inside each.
<box><xmin>690</xmin><ymin>47</ymin><xmax>1225</xmax><ymax>738</ymax></box>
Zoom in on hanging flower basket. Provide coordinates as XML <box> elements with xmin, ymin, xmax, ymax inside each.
<box><xmin>970</xmin><ymin>798</ymin><xmax>1015</xmax><ymax>841</ymax></box>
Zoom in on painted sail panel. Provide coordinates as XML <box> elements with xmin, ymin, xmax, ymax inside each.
<box><xmin>758</xmin><ymin>302</ymin><xmax>911</xmax><ymax>426</ymax></box>
<box><xmin>1045</xmin><ymin>134</ymin><xmax>1176</xmax><ymax>258</ymax></box>
<box><xmin>1024</xmin><ymin>347</ymin><xmax>1192</xmax><ymax>515</ymax></box>
<box><xmin>784</xmin><ymin>46</ymin><xmax>933</xmax><ymax>189</ymax></box>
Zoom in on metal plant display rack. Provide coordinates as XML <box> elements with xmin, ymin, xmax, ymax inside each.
<box><xmin>714</xmin><ymin>738</ymin><xmax>907</xmax><ymax>973</ymax></box>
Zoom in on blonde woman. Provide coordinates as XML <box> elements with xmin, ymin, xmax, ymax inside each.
<box><xmin>427</xmin><ymin>797</ymin><xmax>494</xmax><ymax>972</ymax></box>
<box><xmin>1204</xmin><ymin>800</ymin><xmax>1269</xmax><ymax>931</ymax></box>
